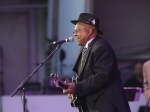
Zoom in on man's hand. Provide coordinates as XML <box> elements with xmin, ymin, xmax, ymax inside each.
<box><xmin>63</xmin><ymin>81</ymin><xmax>76</xmax><ymax>94</ymax></box>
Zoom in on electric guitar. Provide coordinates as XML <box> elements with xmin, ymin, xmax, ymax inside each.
<box><xmin>50</xmin><ymin>73</ymin><xmax>86</xmax><ymax>112</ymax></box>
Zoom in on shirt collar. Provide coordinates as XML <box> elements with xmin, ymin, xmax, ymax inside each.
<box><xmin>84</xmin><ymin>37</ymin><xmax>95</xmax><ymax>48</ymax></box>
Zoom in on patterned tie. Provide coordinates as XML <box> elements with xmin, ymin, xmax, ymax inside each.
<box><xmin>80</xmin><ymin>47</ymin><xmax>87</xmax><ymax>68</ymax></box>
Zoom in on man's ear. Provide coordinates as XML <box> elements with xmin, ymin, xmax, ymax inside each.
<box><xmin>88</xmin><ymin>29</ymin><xmax>93</xmax><ymax>36</ymax></box>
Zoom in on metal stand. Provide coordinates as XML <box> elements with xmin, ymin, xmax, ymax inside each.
<box><xmin>22</xmin><ymin>88</ymin><xmax>26</xmax><ymax>112</ymax></box>
<box><xmin>11</xmin><ymin>44</ymin><xmax>62</xmax><ymax>112</ymax></box>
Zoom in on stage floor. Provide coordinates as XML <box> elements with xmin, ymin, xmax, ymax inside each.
<box><xmin>0</xmin><ymin>93</ymin><xmax>147</xmax><ymax>112</ymax></box>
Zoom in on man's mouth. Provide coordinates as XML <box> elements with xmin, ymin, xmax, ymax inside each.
<box><xmin>76</xmin><ymin>37</ymin><xmax>79</xmax><ymax>40</ymax></box>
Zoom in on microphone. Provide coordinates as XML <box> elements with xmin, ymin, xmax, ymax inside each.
<box><xmin>52</xmin><ymin>37</ymin><xmax>74</xmax><ymax>44</ymax></box>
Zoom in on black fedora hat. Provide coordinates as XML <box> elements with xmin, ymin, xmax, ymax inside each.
<box><xmin>71</xmin><ymin>13</ymin><xmax>103</xmax><ymax>35</ymax></box>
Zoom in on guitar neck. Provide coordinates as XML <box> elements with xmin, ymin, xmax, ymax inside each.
<box><xmin>57</xmin><ymin>81</ymin><xmax>68</xmax><ymax>90</ymax></box>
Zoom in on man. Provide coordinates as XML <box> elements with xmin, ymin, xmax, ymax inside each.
<box><xmin>124</xmin><ymin>61</ymin><xmax>143</xmax><ymax>88</ymax></box>
<box><xmin>143</xmin><ymin>60</ymin><xmax>150</xmax><ymax>107</ymax></box>
<box><xmin>63</xmin><ymin>13</ymin><xmax>131</xmax><ymax>112</ymax></box>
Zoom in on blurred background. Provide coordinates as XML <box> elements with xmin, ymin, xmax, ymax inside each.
<box><xmin>0</xmin><ymin>0</ymin><xmax>150</xmax><ymax>112</ymax></box>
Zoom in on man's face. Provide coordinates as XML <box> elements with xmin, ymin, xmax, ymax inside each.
<box><xmin>73</xmin><ymin>22</ymin><xmax>90</xmax><ymax>46</ymax></box>
<box><xmin>134</xmin><ymin>62</ymin><xmax>143</xmax><ymax>77</ymax></box>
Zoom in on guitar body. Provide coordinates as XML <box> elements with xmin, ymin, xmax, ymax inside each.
<box><xmin>70</xmin><ymin>93</ymin><xmax>86</xmax><ymax>112</ymax></box>
<box><xmin>50</xmin><ymin>73</ymin><xmax>86</xmax><ymax>112</ymax></box>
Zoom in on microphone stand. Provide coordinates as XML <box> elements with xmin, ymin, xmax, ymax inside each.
<box><xmin>11</xmin><ymin>44</ymin><xmax>62</xmax><ymax>112</ymax></box>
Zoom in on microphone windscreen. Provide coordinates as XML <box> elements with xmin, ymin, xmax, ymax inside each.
<box><xmin>68</xmin><ymin>37</ymin><xmax>74</xmax><ymax>42</ymax></box>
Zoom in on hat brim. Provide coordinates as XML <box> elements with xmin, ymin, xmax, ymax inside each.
<box><xmin>71</xmin><ymin>20</ymin><xmax>103</xmax><ymax>35</ymax></box>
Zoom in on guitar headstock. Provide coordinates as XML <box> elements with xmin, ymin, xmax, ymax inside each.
<box><xmin>50</xmin><ymin>73</ymin><xmax>59</xmax><ymax>87</ymax></box>
<box><xmin>50</xmin><ymin>73</ymin><xmax>57</xmax><ymax>78</ymax></box>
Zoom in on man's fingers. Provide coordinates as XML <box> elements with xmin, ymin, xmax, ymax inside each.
<box><xmin>63</xmin><ymin>81</ymin><xmax>69</xmax><ymax>94</ymax></box>
<box><xmin>64</xmin><ymin>81</ymin><xmax>67</xmax><ymax>85</ymax></box>
<box><xmin>68</xmin><ymin>94</ymin><xmax>72</xmax><ymax>100</ymax></box>
<box><xmin>63</xmin><ymin>89</ymin><xmax>65</xmax><ymax>93</ymax></box>
<box><xmin>62</xmin><ymin>82</ymin><xmax>76</xmax><ymax>95</ymax></box>
<box><xmin>63</xmin><ymin>89</ymin><xmax>68</xmax><ymax>94</ymax></box>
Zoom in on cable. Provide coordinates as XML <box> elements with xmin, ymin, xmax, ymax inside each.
<box><xmin>40</xmin><ymin>43</ymin><xmax>53</xmax><ymax>63</ymax></box>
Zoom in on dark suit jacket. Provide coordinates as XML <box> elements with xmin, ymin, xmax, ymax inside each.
<box><xmin>72</xmin><ymin>36</ymin><xmax>131</xmax><ymax>112</ymax></box>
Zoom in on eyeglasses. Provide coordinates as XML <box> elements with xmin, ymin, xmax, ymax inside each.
<box><xmin>73</xmin><ymin>27</ymin><xmax>89</xmax><ymax>34</ymax></box>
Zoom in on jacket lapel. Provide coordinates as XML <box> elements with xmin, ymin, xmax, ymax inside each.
<box><xmin>72</xmin><ymin>48</ymin><xmax>82</xmax><ymax>75</ymax></box>
<box><xmin>78</xmin><ymin>36</ymin><xmax>100</xmax><ymax>76</ymax></box>
<box><xmin>72</xmin><ymin>36</ymin><xmax>100</xmax><ymax>76</ymax></box>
